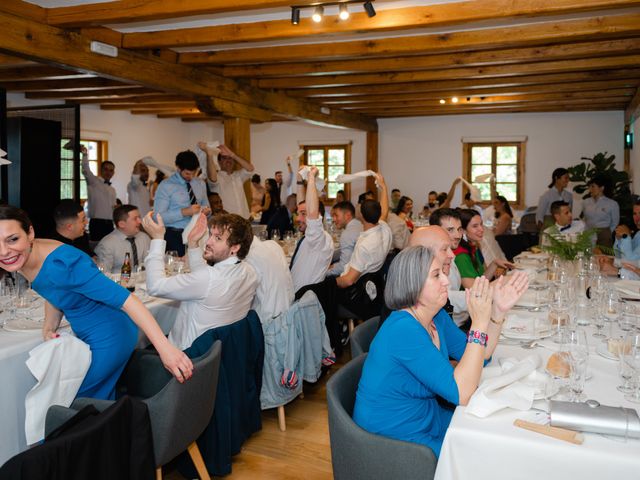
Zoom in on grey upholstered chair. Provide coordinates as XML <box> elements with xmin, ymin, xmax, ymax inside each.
<box><xmin>350</xmin><ymin>315</ymin><xmax>379</xmax><ymax>358</ymax></box>
<box><xmin>46</xmin><ymin>340</ymin><xmax>222</xmax><ymax>480</ymax></box>
<box><xmin>326</xmin><ymin>353</ymin><xmax>437</xmax><ymax>480</ymax></box>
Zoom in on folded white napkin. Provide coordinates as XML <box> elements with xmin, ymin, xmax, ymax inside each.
<box><xmin>288</xmin><ymin>149</ymin><xmax>304</xmax><ymax>161</ymax></box>
<box><xmin>25</xmin><ymin>333</ymin><xmax>91</xmax><ymax>444</ymax></box>
<box><xmin>466</xmin><ymin>355</ymin><xmax>540</xmax><ymax>418</ymax></box>
<box><xmin>459</xmin><ymin>177</ymin><xmax>482</xmax><ymax>202</ymax></box>
<box><xmin>195</xmin><ymin>141</ymin><xmax>220</xmax><ymax>175</ymax></box>
<box><xmin>0</xmin><ymin>148</ymin><xmax>10</xmax><ymax>165</ymax></box>
<box><xmin>142</xmin><ymin>156</ymin><xmax>175</xmax><ymax>177</ymax></box>
<box><xmin>298</xmin><ymin>166</ymin><xmax>326</xmax><ymax>192</ymax></box>
<box><xmin>335</xmin><ymin>170</ymin><xmax>376</xmax><ymax>185</ymax></box>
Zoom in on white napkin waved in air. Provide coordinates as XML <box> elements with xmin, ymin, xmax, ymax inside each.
<box><xmin>0</xmin><ymin>148</ymin><xmax>10</xmax><ymax>165</ymax></box>
<box><xmin>466</xmin><ymin>354</ymin><xmax>540</xmax><ymax>418</ymax></box>
<box><xmin>458</xmin><ymin>177</ymin><xmax>482</xmax><ymax>202</ymax></box>
<box><xmin>335</xmin><ymin>169</ymin><xmax>376</xmax><ymax>185</ymax></box>
<box><xmin>25</xmin><ymin>333</ymin><xmax>91</xmax><ymax>444</ymax></box>
<box><xmin>142</xmin><ymin>156</ymin><xmax>176</xmax><ymax>177</ymax></box>
<box><xmin>195</xmin><ymin>141</ymin><xmax>221</xmax><ymax>176</ymax></box>
<box><xmin>288</xmin><ymin>149</ymin><xmax>305</xmax><ymax>162</ymax></box>
<box><xmin>298</xmin><ymin>166</ymin><xmax>326</xmax><ymax>192</ymax></box>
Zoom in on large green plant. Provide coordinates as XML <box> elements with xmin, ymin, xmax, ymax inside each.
<box><xmin>567</xmin><ymin>152</ymin><xmax>633</xmax><ymax>224</ymax></box>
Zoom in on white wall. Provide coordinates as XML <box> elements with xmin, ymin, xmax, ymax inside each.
<box><xmin>379</xmin><ymin>111</ymin><xmax>625</xmax><ymax>209</ymax></box>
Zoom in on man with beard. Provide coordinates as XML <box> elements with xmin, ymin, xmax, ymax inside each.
<box><xmin>143</xmin><ymin>211</ymin><xmax>258</xmax><ymax>350</ymax></box>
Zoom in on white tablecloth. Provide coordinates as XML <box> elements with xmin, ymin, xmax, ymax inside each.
<box><xmin>435</xmin><ymin>320</ymin><xmax>640</xmax><ymax>480</ymax></box>
<box><xmin>0</xmin><ymin>296</ymin><xmax>178</xmax><ymax>466</ymax></box>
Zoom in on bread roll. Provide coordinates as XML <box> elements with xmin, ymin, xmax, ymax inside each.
<box><xmin>546</xmin><ymin>352</ymin><xmax>571</xmax><ymax>378</ymax></box>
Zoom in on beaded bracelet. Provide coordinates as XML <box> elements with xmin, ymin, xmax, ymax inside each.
<box><xmin>467</xmin><ymin>330</ymin><xmax>488</xmax><ymax>347</ymax></box>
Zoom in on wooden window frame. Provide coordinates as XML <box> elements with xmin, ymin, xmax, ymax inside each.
<box><xmin>302</xmin><ymin>144</ymin><xmax>351</xmax><ymax>205</ymax></box>
<box><xmin>462</xmin><ymin>141</ymin><xmax>526</xmax><ymax>210</ymax></box>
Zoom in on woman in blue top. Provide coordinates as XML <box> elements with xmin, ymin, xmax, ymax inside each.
<box><xmin>353</xmin><ymin>245</ymin><xmax>527</xmax><ymax>457</ymax></box>
<box><xmin>0</xmin><ymin>206</ymin><xmax>193</xmax><ymax>400</ymax></box>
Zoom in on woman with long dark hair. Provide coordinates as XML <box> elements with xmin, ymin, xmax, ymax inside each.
<box><xmin>454</xmin><ymin>209</ymin><xmax>514</xmax><ymax>288</ymax></box>
<box><xmin>0</xmin><ymin>206</ymin><xmax>192</xmax><ymax>400</ymax></box>
<box><xmin>394</xmin><ymin>196</ymin><xmax>414</xmax><ymax>231</ymax></box>
<box><xmin>260</xmin><ymin>178</ymin><xmax>282</xmax><ymax>227</ymax></box>
<box><xmin>492</xmin><ymin>195</ymin><xmax>513</xmax><ymax>236</ymax></box>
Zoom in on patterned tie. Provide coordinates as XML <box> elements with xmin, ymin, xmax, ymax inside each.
<box><xmin>186</xmin><ymin>181</ymin><xmax>197</xmax><ymax>205</ymax></box>
<box><xmin>289</xmin><ymin>236</ymin><xmax>305</xmax><ymax>270</ymax></box>
<box><xmin>126</xmin><ymin>236</ymin><xmax>139</xmax><ymax>267</ymax></box>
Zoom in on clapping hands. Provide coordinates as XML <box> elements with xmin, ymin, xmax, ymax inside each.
<box><xmin>491</xmin><ymin>271</ymin><xmax>529</xmax><ymax>319</ymax></box>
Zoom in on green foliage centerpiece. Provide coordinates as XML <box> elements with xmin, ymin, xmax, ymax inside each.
<box><xmin>541</xmin><ymin>228</ymin><xmax>598</xmax><ymax>261</ymax></box>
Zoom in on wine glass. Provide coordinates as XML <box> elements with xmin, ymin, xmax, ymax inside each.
<box><xmin>623</xmin><ymin>335</ymin><xmax>640</xmax><ymax>404</ymax></box>
<box><xmin>617</xmin><ymin>332</ymin><xmax>639</xmax><ymax>393</ymax></box>
<box><xmin>564</xmin><ymin>329</ymin><xmax>589</xmax><ymax>402</ymax></box>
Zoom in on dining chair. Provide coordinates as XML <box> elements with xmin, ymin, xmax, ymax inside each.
<box><xmin>350</xmin><ymin>315</ymin><xmax>379</xmax><ymax>358</ymax></box>
<box><xmin>326</xmin><ymin>354</ymin><xmax>437</xmax><ymax>480</ymax></box>
<box><xmin>46</xmin><ymin>340</ymin><xmax>222</xmax><ymax>480</ymax></box>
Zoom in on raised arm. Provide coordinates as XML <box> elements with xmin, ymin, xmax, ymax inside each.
<box><xmin>80</xmin><ymin>145</ymin><xmax>99</xmax><ymax>185</ymax></box>
<box><xmin>219</xmin><ymin>144</ymin><xmax>255</xmax><ymax>172</ymax></box>
<box><xmin>306</xmin><ymin>166</ymin><xmax>320</xmax><ymax>220</ymax></box>
<box><xmin>441</xmin><ymin>178</ymin><xmax>461</xmax><ymax>209</ymax></box>
<box><xmin>375</xmin><ymin>172</ymin><xmax>389</xmax><ymax>222</ymax></box>
<box><xmin>199</xmin><ymin>142</ymin><xmax>219</xmax><ymax>183</ymax></box>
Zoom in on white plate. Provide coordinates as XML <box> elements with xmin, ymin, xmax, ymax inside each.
<box><xmin>3</xmin><ymin>318</ymin><xmax>70</xmax><ymax>332</ymax></box>
<box><xmin>520</xmin><ymin>370</ymin><xmax>559</xmax><ymax>400</ymax></box>
<box><xmin>502</xmin><ymin>330</ymin><xmax>554</xmax><ymax>341</ymax></box>
<box><xmin>596</xmin><ymin>342</ymin><xmax>619</xmax><ymax>361</ymax></box>
<box><xmin>614</xmin><ymin>280</ymin><xmax>640</xmax><ymax>300</ymax></box>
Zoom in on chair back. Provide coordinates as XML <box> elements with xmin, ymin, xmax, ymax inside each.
<box><xmin>517</xmin><ymin>211</ymin><xmax>538</xmax><ymax>234</ymax></box>
<box><xmin>326</xmin><ymin>354</ymin><xmax>437</xmax><ymax>480</ymax></box>
<box><xmin>350</xmin><ymin>316</ymin><xmax>379</xmax><ymax>358</ymax></box>
<box><xmin>146</xmin><ymin>340</ymin><xmax>222</xmax><ymax>466</ymax></box>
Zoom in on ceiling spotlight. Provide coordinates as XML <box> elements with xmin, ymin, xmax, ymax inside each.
<box><xmin>439</xmin><ymin>99</ymin><xmax>446</xmax><ymax>104</ymax></box>
<box><xmin>291</xmin><ymin>7</ymin><xmax>300</xmax><ymax>25</ymax></box>
<box><xmin>363</xmin><ymin>1</ymin><xmax>376</xmax><ymax>17</ymax></box>
<box><xmin>451</xmin><ymin>97</ymin><xmax>459</xmax><ymax>103</ymax></box>
<box><xmin>312</xmin><ymin>6</ymin><xmax>324</xmax><ymax>22</ymax></box>
<box><xmin>339</xmin><ymin>4</ymin><xmax>350</xmax><ymax>20</ymax></box>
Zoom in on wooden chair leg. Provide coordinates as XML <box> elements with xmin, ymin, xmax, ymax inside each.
<box><xmin>277</xmin><ymin>405</ymin><xmax>286</xmax><ymax>432</ymax></box>
<box><xmin>187</xmin><ymin>441</ymin><xmax>211</xmax><ymax>480</ymax></box>
<box><xmin>348</xmin><ymin>318</ymin><xmax>355</xmax><ymax>334</ymax></box>
<box><xmin>155</xmin><ymin>467</ymin><xmax>162</xmax><ymax>480</ymax></box>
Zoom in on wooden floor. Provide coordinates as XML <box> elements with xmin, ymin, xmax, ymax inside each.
<box><xmin>165</xmin><ymin>351</ymin><xmax>351</xmax><ymax>480</ymax></box>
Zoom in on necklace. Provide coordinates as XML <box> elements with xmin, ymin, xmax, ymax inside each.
<box><xmin>409</xmin><ymin>307</ymin><xmax>437</xmax><ymax>340</ymax></box>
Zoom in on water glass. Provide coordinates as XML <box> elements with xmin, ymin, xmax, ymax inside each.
<box><xmin>623</xmin><ymin>335</ymin><xmax>640</xmax><ymax>404</ymax></box>
<box><xmin>619</xmin><ymin>304</ymin><xmax>637</xmax><ymax>332</ymax></box>
<box><xmin>563</xmin><ymin>329</ymin><xmax>589</xmax><ymax>402</ymax></box>
<box><xmin>617</xmin><ymin>332</ymin><xmax>639</xmax><ymax>393</ymax></box>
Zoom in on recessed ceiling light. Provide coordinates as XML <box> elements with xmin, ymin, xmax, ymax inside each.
<box><xmin>451</xmin><ymin>97</ymin><xmax>459</xmax><ymax>103</ymax></box>
<box><xmin>312</xmin><ymin>6</ymin><xmax>324</xmax><ymax>22</ymax></box>
<box><xmin>339</xmin><ymin>4</ymin><xmax>350</xmax><ymax>20</ymax></box>
<box><xmin>439</xmin><ymin>99</ymin><xmax>446</xmax><ymax>104</ymax></box>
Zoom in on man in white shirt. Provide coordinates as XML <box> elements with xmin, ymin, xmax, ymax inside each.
<box><xmin>542</xmin><ymin>200</ymin><xmax>585</xmax><ymax>247</ymax></box>
<box><xmin>426</xmin><ymin>209</ymin><xmax>469</xmax><ymax>327</ymax></box>
<box><xmin>95</xmin><ymin>205</ymin><xmax>151</xmax><ymax>273</ymax></box>
<box><xmin>81</xmin><ymin>145</ymin><xmax>116</xmax><ymax>241</ymax></box>
<box><xmin>327</xmin><ymin>201</ymin><xmax>362</xmax><ymax>277</ymax></box>
<box><xmin>276</xmin><ymin>158</ymin><xmax>294</xmax><ymax>205</ymax></box>
<box><xmin>245</xmin><ymin>236</ymin><xmax>295</xmax><ymax>323</ymax></box>
<box><xmin>203</xmin><ymin>143</ymin><xmax>255</xmax><ymax>218</ymax></box>
<box><xmin>127</xmin><ymin>159</ymin><xmax>151</xmax><ymax>217</ymax></box>
<box><xmin>143</xmin><ymin>212</ymin><xmax>258</xmax><ymax>350</ymax></box>
<box><xmin>386</xmin><ymin>211</ymin><xmax>410</xmax><ymax>251</ymax></box>
<box><xmin>290</xmin><ymin>166</ymin><xmax>334</xmax><ymax>293</ymax></box>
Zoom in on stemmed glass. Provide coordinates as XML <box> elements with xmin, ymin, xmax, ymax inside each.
<box><xmin>164</xmin><ymin>250</ymin><xmax>178</xmax><ymax>274</ymax></box>
<box><xmin>0</xmin><ymin>278</ymin><xmax>16</xmax><ymax>328</ymax></box>
<box><xmin>562</xmin><ymin>329</ymin><xmax>589</xmax><ymax>402</ymax></box>
<box><xmin>617</xmin><ymin>332</ymin><xmax>640</xmax><ymax>394</ymax></box>
<box><xmin>623</xmin><ymin>333</ymin><xmax>640</xmax><ymax>404</ymax></box>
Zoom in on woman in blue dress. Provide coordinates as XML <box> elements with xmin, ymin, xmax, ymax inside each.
<box><xmin>0</xmin><ymin>206</ymin><xmax>193</xmax><ymax>400</ymax></box>
<box><xmin>353</xmin><ymin>245</ymin><xmax>527</xmax><ymax>457</ymax></box>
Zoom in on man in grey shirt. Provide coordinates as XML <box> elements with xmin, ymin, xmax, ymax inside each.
<box><xmin>327</xmin><ymin>201</ymin><xmax>362</xmax><ymax>277</ymax></box>
<box><xmin>95</xmin><ymin>204</ymin><xmax>150</xmax><ymax>273</ymax></box>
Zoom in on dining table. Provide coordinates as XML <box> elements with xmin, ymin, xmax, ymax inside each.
<box><xmin>0</xmin><ymin>291</ymin><xmax>179</xmax><ymax>466</ymax></box>
<box><xmin>434</xmin><ymin>268</ymin><xmax>640</xmax><ymax>480</ymax></box>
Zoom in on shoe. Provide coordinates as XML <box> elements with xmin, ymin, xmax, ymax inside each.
<box><xmin>340</xmin><ymin>322</ymin><xmax>350</xmax><ymax>347</ymax></box>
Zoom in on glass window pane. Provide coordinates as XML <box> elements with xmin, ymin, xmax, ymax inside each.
<box><xmin>328</xmin><ymin>165</ymin><xmax>344</xmax><ymax>182</ymax></box>
<box><xmin>328</xmin><ymin>183</ymin><xmax>341</xmax><ymax>198</ymax></box>
<box><xmin>61</xmin><ymin>160</ymin><xmax>74</xmax><ymax>179</ymax></box>
<box><xmin>471</xmin><ymin>165</ymin><xmax>492</xmax><ymax>180</ymax></box>
<box><xmin>80</xmin><ymin>140</ymin><xmax>98</xmax><ymax>161</ymax></box>
<box><xmin>497</xmin><ymin>183</ymin><xmax>517</xmax><ymax>202</ymax></box>
<box><xmin>496</xmin><ymin>164</ymin><xmax>517</xmax><ymax>183</ymax></box>
<box><xmin>471</xmin><ymin>146</ymin><xmax>492</xmax><ymax>164</ymax></box>
<box><xmin>497</xmin><ymin>146</ymin><xmax>517</xmax><ymax>164</ymax></box>
<box><xmin>307</xmin><ymin>149</ymin><xmax>325</xmax><ymax>166</ymax></box>
<box><xmin>328</xmin><ymin>149</ymin><xmax>345</xmax><ymax>166</ymax></box>
<box><xmin>474</xmin><ymin>183</ymin><xmax>492</xmax><ymax>201</ymax></box>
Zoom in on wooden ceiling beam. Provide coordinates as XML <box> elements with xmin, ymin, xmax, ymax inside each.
<box><xmin>47</xmin><ymin>0</ymin><xmax>320</xmax><ymax>28</ymax></box>
<box><xmin>322</xmin><ymin>80</ymin><xmax>640</xmax><ymax>104</ymax></box>
<box><xmin>625</xmin><ymin>87</ymin><xmax>640</xmax><ymax>124</ymax></box>
<box><xmin>121</xmin><ymin>0</ymin><xmax>640</xmax><ymax>49</ymax></box>
<box><xmin>0</xmin><ymin>10</ymin><xmax>376</xmax><ymax>131</ymax></box>
<box><xmin>25</xmin><ymin>87</ymin><xmax>156</xmax><ymax>99</ymax></box>
<box><xmin>131</xmin><ymin>108</ymin><xmax>202</xmax><ymax>115</ymax></box>
<box><xmin>180</xmin><ymin>13</ymin><xmax>640</xmax><ymax>65</ymax></box>
<box><xmin>224</xmin><ymin>38</ymin><xmax>640</xmax><ymax>78</ymax></box>
<box><xmin>0</xmin><ymin>77</ymin><xmax>130</xmax><ymax>91</ymax></box>
<box><xmin>258</xmin><ymin>55</ymin><xmax>640</xmax><ymax>88</ymax></box>
<box><xmin>0</xmin><ymin>0</ymin><xmax>46</xmax><ymax>22</ymax></box>
<box><xmin>288</xmin><ymin>69</ymin><xmax>640</xmax><ymax>97</ymax></box>
<box><xmin>100</xmin><ymin>102</ymin><xmax>196</xmax><ymax>110</ymax></box>
<box><xmin>341</xmin><ymin>89</ymin><xmax>636</xmax><ymax>110</ymax></box>
<box><xmin>196</xmin><ymin>97</ymin><xmax>273</xmax><ymax>123</ymax></box>
<box><xmin>0</xmin><ymin>65</ymin><xmax>88</xmax><ymax>81</ymax></box>
<box><xmin>371</xmin><ymin>104</ymin><xmax>625</xmax><ymax>117</ymax></box>
<box><xmin>157</xmin><ymin>112</ymin><xmax>210</xmax><ymax>119</ymax></box>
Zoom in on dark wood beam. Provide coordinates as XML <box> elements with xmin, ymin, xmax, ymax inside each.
<box><xmin>0</xmin><ymin>77</ymin><xmax>130</xmax><ymax>91</ymax></box>
<box><xmin>0</xmin><ymin>65</ymin><xmax>88</xmax><ymax>81</ymax></box>
<box><xmin>371</xmin><ymin>104</ymin><xmax>625</xmax><ymax>117</ymax></box>
<box><xmin>100</xmin><ymin>101</ymin><xmax>196</xmax><ymax>110</ymax></box>
<box><xmin>625</xmin><ymin>87</ymin><xmax>640</xmax><ymax>124</ymax></box>
<box><xmin>25</xmin><ymin>87</ymin><xmax>157</xmax><ymax>99</ymax></box>
<box><xmin>0</xmin><ymin>10</ymin><xmax>377</xmax><ymax>131</ymax></box>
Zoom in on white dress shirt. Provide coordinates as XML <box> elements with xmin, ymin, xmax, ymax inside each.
<box><xmin>447</xmin><ymin>261</ymin><xmax>469</xmax><ymax>326</ymax></box>
<box><xmin>210</xmin><ymin>169</ymin><xmax>253</xmax><ymax>218</ymax></box>
<box><xmin>343</xmin><ymin>221</ymin><xmax>393</xmax><ymax>277</ymax></box>
<box><xmin>386</xmin><ymin>213</ymin><xmax>410</xmax><ymax>250</ymax></box>
<box><xmin>145</xmin><ymin>239</ymin><xmax>258</xmax><ymax>350</ymax></box>
<box><xmin>95</xmin><ymin>229</ymin><xmax>151</xmax><ymax>273</ymax></box>
<box><xmin>245</xmin><ymin>237</ymin><xmax>294</xmax><ymax>323</ymax></box>
<box><xmin>290</xmin><ymin>217</ymin><xmax>334</xmax><ymax>293</ymax></box>
<box><xmin>327</xmin><ymin>218</ymin><xmax>363</xmax><ymax>277</ymax></box>
<box><xmin>127</xmin><ymin>174</ymin><xmax>151</xmax><ymax>217</ymax></box>
<box><xmin>82</xmin><ymin>154</ymin><xmax>116</xmax><ymax>220</ymax></box>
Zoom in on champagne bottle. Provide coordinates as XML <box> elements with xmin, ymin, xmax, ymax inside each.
<box><xmin>121</xmin><ymin>252</ymin><xmax>134</xmax><ymax>291</ymax></box>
